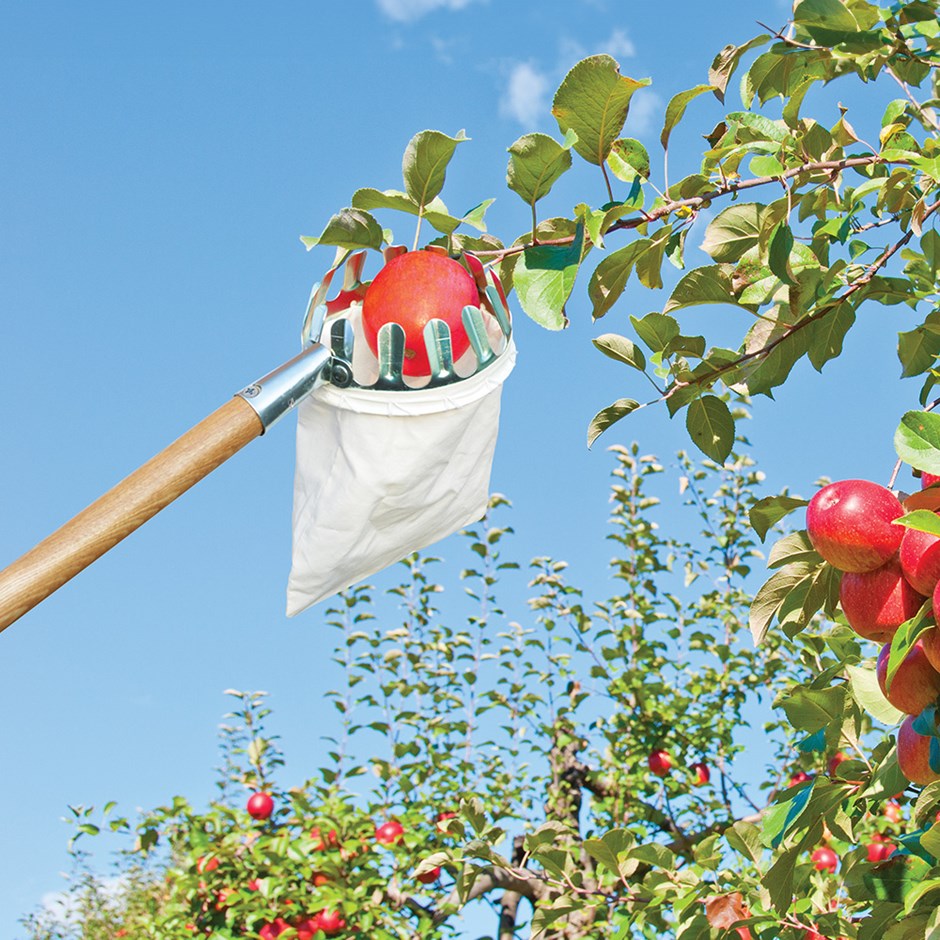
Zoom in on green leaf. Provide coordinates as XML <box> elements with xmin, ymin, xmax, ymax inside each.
<box><xmin>700</xmin><ymin>203</ymin><xmax>767</xmax><ymax>263</ymax></box>
<box><xmin>607</xmin><ymin>137</ymin><xmax>650</xmax><ymax>182</ymax></box>
<box><xmin>552</xmin><ymin>55</ymin><xmax>651</xmax><ymax>166</ymax></box>
<box><xmin>685</xmin><ymin>395</ymin><xmax>734</xmax><ymax>462</ymax></box>
<box><xmin>762</xmin><ymin>845</ymin><xmax>799</xmax><ymax>914</ymax></box>
<box><xmin>762</xmin><ymin>786</ymin><xmax>814</xmax><ymax>849</ymax></box>
<box><xmin>725</xmin><ymin>820</ymin><xmax>765</xmax><ymax>863</ymax></box>
<box><xmin>514</xmin><ymin>224</ymin><xmax>585</xmax><ymax>330</ymax></box>
<box><xmin>708</xmin><ymin>35</ymin><xmax>772</xmax><ymax>103</ymax></box>
<box><xmin>768</xmin><ymin>223</ymin><xmax>794</xmax><ymax>285</ymax></box>
<box><xmin>895</xmin><ymin>509</ymin><xmax>940</xmax><ymax>537</ymax></box>
<box><xmin>587</xmin><ymin>398</ymin><xmax>641</xmax><ymax>447</ymax></box>
<box><xmin>635</xmin><ymin>225</ymin><xmax>672</xmax><ymax>291</ymax></box>
<box><xmin>807</xmin><ymin>305</ymin><xmax>856</xmax><ymax>372</ymax></box>
<box><xmin>749</xmin><ymin>495</ymin><xmax>808</xmax><ymax>541</ymax></box>
<box><xmin>507</xmin><ymin>131</ymin><xmax>575</xmax><ymax>207</ymax></box>
<box><xmin>781</xmin><ymin>685</ymin><xmax>846</xmax><ymax>733</ymax></box>
<box><xmin>886</xmin><ymin>601</ymin><xmax>934</xmax><ymax>687</ymax></box>
<box><xmin>899</xmin><ymin>312</ymin><xmax>940</xmax><ymax>378</ymax></box>
<box><xmin>895</xmin><ymin>411</ymin><xmax>940</xmax><ymax>474</ymax></box>
<box><xmin>661</xmin><ymin>84</ymin><xmax>715</xmax><ymax>150</ymax></box>
<box><xmin>593</xmin><ymin>334</ymin><xmax>646</xmax><ymax>371</ymax></box>
<box><xmin>664</xmin><ymin>265</ymin><xmax>753</xmax><ymax>314</ymax></box>
<box><xmin>767</xmin><ymin>530</ymin><xmax>821</xmax><ymax>568</ymax></box>
<box><xmin>583</xmin><ymin>837</ymin><xmax>622</xmax><ymax>875</ymax></box>
<box><xmin>588</xmin><ymin>239</ymin><xmax>650</xmax><ymax>319</ymax></box>
<box><xmin>631</xmin><ymin>312</ymin><xmax>680</xmax><ymax>352</ymax></box>
<box><xmin>847</xmin><ymin>664</ymin><xmax>904</xmax><ymax>725</ymax></box>
<box><xmin>402</xmin><ymin>129</ymin><xmax>468</xmax><ymax>207</ymax></box>
<box><xmin>750</xmin><ymin>561</ymin><xmax>817</xmax><ymax>643</ymax></box>
<box><xmin>300</xmin><ymin>207</ymin><xmax>384</xmax><ymax>251</ymax></box>
<box><xmin>794</xmin><ymin>0</ymin><xmax>860</xmax><ymax>42</ymax></box>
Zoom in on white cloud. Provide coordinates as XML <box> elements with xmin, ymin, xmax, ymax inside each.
<box><xmin>499</xmin><ymin>62</ymin><xmax>550</xmax><ymax>127</ymax></box>
<box><xmin>599</xmin><ymin>28</ymin><xmax>636</xmax><ymax>60</ymax></box>
<box><xmin>624</xmin><ymin>90</ymin><xmax>662</xmax><ymax>137</ymax></box>
<box><xmin>375</xmin><ymin>0</ymin><xmax>482</xmax><ymax>21</ymax></box>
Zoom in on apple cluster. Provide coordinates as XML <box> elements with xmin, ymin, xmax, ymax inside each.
<box><xmin>806</xmin><ymin>477</ymin><xmax>940</xmax><ymax>785</ymax></box>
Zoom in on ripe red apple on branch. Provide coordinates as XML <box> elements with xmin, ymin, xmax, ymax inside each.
<box><xmin>246</xmin><ymin>791</ymin><xmax>275</xmax><ymax>820</ymax></box>
<box><xmin>806</xmin><ymin>480</ymin><xmax>904</xmax><ymax>573</ymax></box>
<box><xmin>897</xmin><ymin>714</ymin><xmax>940</xmax><ymax>785</ymax></box>
<box><xmin>648</xmin><ymin>749</ymin><xmax>672</xmax><ymax>776</ymax></box>
<box><xmin>374</xmin><ymin>819</ymin><xmax>405</xmax><ymax>846</ymax></box>
<box><xmin>839</xmin><ymin>558</ymin><xmax>924</xmax><ymax>642</ymax></box>
<box><xmin>361</xmin><ymin>249</ymin><xmax>482</xmax><ymax>376</ymax></box>
<box><xmin>876</xmin><ymin>639</ymin><xmax>940</xmax><ymax>715</ymax></box>
<box><xmin>811</xmin><ymin>846</ymin><xmax>838</xmax><ymax>872</ymax></box>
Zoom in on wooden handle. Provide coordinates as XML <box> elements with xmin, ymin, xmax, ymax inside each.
<box><xmin>0</xmin><ymin>396</ymin><xmax>263</xmax><ymax>633</ymax></box>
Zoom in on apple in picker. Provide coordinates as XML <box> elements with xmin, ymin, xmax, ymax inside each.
<box><xmin>839</xmin><ymin>558</ymin><xmax>924</xmax><ymax>642</ymax></box>
<box><xmin>898</xmin><ymin>714</ymin><xmax>940</xmax><ymax>785</ymax></box>
<box><xmin>246</xmin><ymin>791</ymin><xmax>274</xmax><ymax>820</ymax></box>
<box><xmin>361</xmin><ymin>250</ymin><xmax>480</xmax><ymax>376</ymax></box>
<box><xmin>877</xmin><ymin>639</ymin><xmax>940</xmax><ymax>714</ymax></box>
<box><xmin>806</xmin><ymin>480</ymin><xmax>904</xmax><ymax>572</ymax></box>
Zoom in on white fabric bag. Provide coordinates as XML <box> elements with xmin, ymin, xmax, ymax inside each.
<box><xmin>286</xmin><ymin>337</ymin><xmax>515</xmax><ymax>616</ymax></box>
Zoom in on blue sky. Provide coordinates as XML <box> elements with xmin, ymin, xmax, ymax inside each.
<box><xmin>0</xmin><ymin>0</ymin><xmax>923</xmax><ymax>934</ymax></box>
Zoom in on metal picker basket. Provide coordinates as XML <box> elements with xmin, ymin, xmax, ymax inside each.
<box><xmin>298</xmin><ymin>248</ymin><xmax>513</xmax><ymax>393</ymax></box>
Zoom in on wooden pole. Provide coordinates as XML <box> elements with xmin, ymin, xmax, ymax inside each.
<box><xmin>0</xmin><ymin>396</ymin><xmax>263</xmax><ymax>633</ymax></box>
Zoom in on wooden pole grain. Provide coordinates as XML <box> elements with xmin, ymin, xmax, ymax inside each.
<box><xmin>0</xmin><ymin>396</ymin><xmax>264</xmax><ymax>634</ymax></box>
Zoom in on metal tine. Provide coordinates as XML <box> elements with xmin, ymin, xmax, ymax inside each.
<box><xmin>485</xmin><ymin>278</ymin><xmax>512</xmax><ymax>338</ymax></box>
<box><xmin>329</xmin><ymin>317</ymin><xmax>355</xmax><ymax>363</ymax></box>
<box><xmin>374</xmin><ymin>321</ymin><xmax>406</xmax><ymax>390</ymax></box>
<box><xmin>462</xmin><ymin>305</ymin><xmax>495</xmax><ymax>369</ymax></box>
<box><xmin>301</xmin><ymin>283</ymin><xmax>328</xmax><ymax>346</ymax></box>
<box><xmin>425</xmin><ymin>319</ymin><xmax>456</xmax><ymax>387</ymax></box>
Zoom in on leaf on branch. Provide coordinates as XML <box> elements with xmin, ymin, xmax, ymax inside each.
<box><xmin>351</xmin><ymin>188</ymin><xmax>492</xmax><ymax>236</ymax></box>
<box><xmin>704</xmin><ymin>893</ymin><xmax>749</xmax><ymax>930</ymax></box>
<box><xmin>846</xmin><ymin>664</ymin><xmax>903</xmax><ymax>726</ymax></box>
<box><xmin>894</xmin><ymin>509</ymin><xmax>940</xmax><ymax>538</ymax></box>
<box><xmin>807</xmin><ymin>304</ymin><xmax>856</xmax><ymax>372</ymax></box>
<box><xmin>749</xmin><ymin>561</ymin><xmax>817</xmax><ymax>644</ymax></box>
<box><xmin>402</xmin><ymin>129</ymin><xmax>468</xmax><ymax>208</ymax></box>
<box><xmin>895</xmin><ymin>411</ymin><xmax>940</xmax><ymax>474</ymax></box>
<box><xmin>631</xmin><ymin>312</ymin><xmax>680</xmax><ymax>352</ymax></box>
<box><xmin>749</xmin><ymin>494</ymin><xmax>808</xmax><ymax>542</ymax></box>
<box><xmin>552</xmin><ymin>55</ymin><xmax>651</xmax><ymax>166</ymax></box>
<box><xmin>885</xmin><ymin>601</ymin><xmax>933</xmax><ymax>689</ymax></box>
<box><xmin>898</xmin><ymin>310</ymin><xmax>940</xmax><ymax>378</ymax></box>
<box><xmin>793</xmin><ymin>0</ymin><xmax>860</xmax><ymax>43</ymax></box>
<box><xmin>300</xmin><ymin>207</ymin><xmax>385</xmax><ymax>251</ymax></box>
<box><xmin>587</xmin><ymin>398</ymin><xmax>641</xmax><ymax>448</ymax></box>
<box><xmin>593</xmin><ymin>334</ymin><xmax>646</xmax><ymax>371</ymax></box>
<box><xmin>661</xmin><ymin>84</ymin><xmax>715</xmax><ymax>150</ymax></box>
<box><xmin>725</xmin><ymin>821</ymin><xmax>764</xmax><ymax>864</ymax></box>
<box><xmin>685</xmin><ymin>395</ymin><xmax>734</xmax><ymax>463</ymax></box>
<box><xmin>767</xmin><ymin>530</ymin><xmax>820</xmax><ymax>568</ymax></box>
<box><xmin>664</xmin><ymin>265</ymin><xmax>755</xmax><ymax>314</ymax></box>
<box><xmin>514</xmin><ymin>223</ymin><xmax>584</xmax><ymax>330</ymax></box>
<box><xmin>607</xmin><ymin>137</ymin><xmax>650</xmax><ymax>182</ymax></box>
<box><xmin>700</xmin><ymin>203</ymin><xmax>767</xmax><ymax>264</ymax></box>
<box><xmin>507</xmin><ymin>130</ymin><xmax>576</xmax><ymax>207</ymax></box>
<box><xmin>708</xmin><ymin>35</ymin><xmax>771</xmax><ymax>103</ymax></box>
<box><xmin>589</xmin><ymin>239</ymin><xmax>651</xmax><ymax>319</ymax></box>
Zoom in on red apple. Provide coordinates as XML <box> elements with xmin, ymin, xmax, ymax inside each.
<box><xmin>924</xmin><ymin>473</ymin><xmax>940</xmax><ymax>488</ymax></box>
<box><xmin>804</xmin><ymin>930</ymin><xmax>824</xmax><ymax>940</ymax></box>
<box><xmin>314</xmin><ymin>910</ymin><xmax>347</xmax><ymax>936</ymax></box>
<box><xmin>648</xmin><ymin>749</ymin><xmax>672</xmax><ymax>776</ymax></box>
<box><xmin>375</xmin><ymin>819</ymin><xmax>405</xmax><ymax>846</ymax></box>
<box><xmin>920</xmin><ymin>625</ymin><xmax>940</xmax><ymax>673</ymax></box>
<box><xmin>312</xmin><ymin>871</ymin><xmax>330</xmax><ymax>887</ymax></box>
<box><xmin>900</xmin><ymin>524</ymin><xmax>940</xmax><ymax>595</ymax></box>
<box><xmin>195</xmin><ymin>855</ymin><xmax>219</xmax><ymax>874</ymax></box>
<box><xmin>828</xmin><ymin>751</ymin><xmax>848</xmax><ymax>776</ymax></box>
<box><xmin>310</xmin><ymin>827</ymin><xmax>339</xmax><ymax>851</ymax></box>
<box><xmin>259</xmin><ymin>918</ymin><xmax>291</xmax><ymax>940</ymax></box>
<box><xmin>806</xmin><ymin>479</ymin><xmax>904</xmax><ymax>572</ymax></box>
<box><xmin>877</xmin><ymin>639</ymin><xmax>940</xmax><ymax>714</ymax></box>
<box><xmin>295</xmin><ymin>919</ymin><xmax>319</xmax><ymax>940</ymax></box>
<box><xmin>883</xmin><ymin>800</ymin><xmax>903</xmax><ymax>823</ymax></box>
<box><xmin>246</xmin><ymin>878</ymin><xmax>261</xmax><ymax>891</ymax></box>
<box><xmin>361</xmin><ymin>250</ymin><xmax>480</xmax><ymax>376</ymax></box>
<box><xmin>811</xmin><ymin>846</ymin><xmax>838</xmax><ymax>872</ymax></box>
<box><xmin>691</xmin><ymin>761</ymin><xmax>710</xmax><ymax>785</ymax></box>
<box><xmin>246</xmin><ymin>792</ymin><xmax>275</xmax><ymax>820</ymax></box>
<box><xmin>839</xmin><ymin>558</ymin><xmax>924</xmax><ymax>642</ymax></box>
<box><xmin>898</xmin><ymin>714</ymin><xmax>940</xmax><ymax>785</ymax></box>
<box><xmin>866</xmin><ymin>834</ymin><xmax>895</xmax><ymax>862</ymax></box>
<box><xmin>417</xmin><ymin>865</ymin><xmax>441</xmax><ymax>884</ymax></box>
<box><xmin>789</xmin><ymin>771</ymin><xmax>812</xmax><ymax>786</ymax></box>
<box><xmin>435</xmin><ymin>811</ymin><xmax>458</xmax><ymax>833</ymax></box>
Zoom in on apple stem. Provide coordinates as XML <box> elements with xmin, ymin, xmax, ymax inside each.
<box><xmin>412</xmin><ymin>209</ymin><xmax>424</xmax><ymax>252</ymax></box>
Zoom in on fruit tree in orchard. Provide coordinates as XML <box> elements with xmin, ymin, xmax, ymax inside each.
<box><xmin>23</xmin><ymin>2</ymin><xmax>940</xmax><ymax>938</ymax></box>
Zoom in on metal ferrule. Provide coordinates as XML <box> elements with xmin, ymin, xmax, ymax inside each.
<box><xmin>236</xmin><ymin>342</ymin><xmax>333</xmax><ymax>432</ymax></box>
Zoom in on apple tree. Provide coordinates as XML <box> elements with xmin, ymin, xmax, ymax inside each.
<box><xmin>21</xmin><ymin>0</ymin><xmax>940</xmax><ymax>937</ymax></box>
